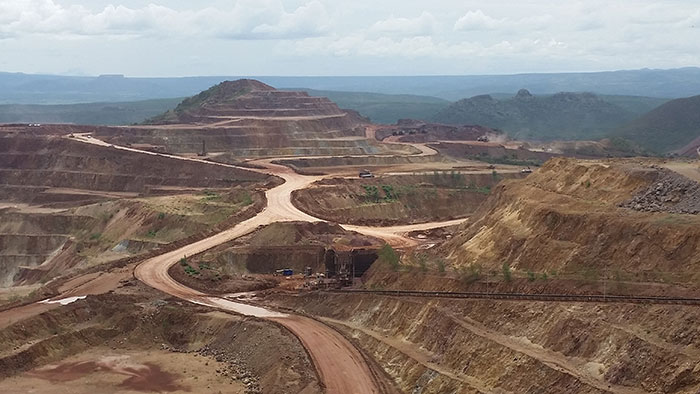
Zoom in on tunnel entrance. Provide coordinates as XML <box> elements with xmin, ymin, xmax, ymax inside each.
<box><xmin>350</xmin><ymin>249</ymin><xmax>378</xmax><ymax>277</ymax></box>
<box><xmin>324</xmin><ymin>248</ymin><xmax>378</xmax><ymax>284</ymax></box>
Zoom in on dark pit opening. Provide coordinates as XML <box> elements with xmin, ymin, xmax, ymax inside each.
<box><xmin>350</xmin><ymin>249</ymin><xmax>378</xmax><ymax>277</ymax></box>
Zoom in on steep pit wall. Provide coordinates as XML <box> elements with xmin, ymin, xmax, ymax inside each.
<box><xmin>273</xmin><ymin>291</ymin><xmax>700</xmax><ymax>393</ymax></box>
<box><xmin>442</xmin><ymin>158</ymin><xmax>700</xmax><ymax>285</ymax></box>
<box><xmin>0</xmin><ymin>234</ymin><xmax>69</xmax><ymax>287</ymax></box>
<box><xmin>0</xmin><ymin>134</ymin><xmax>268</xmax><ymax>197</ymax></box>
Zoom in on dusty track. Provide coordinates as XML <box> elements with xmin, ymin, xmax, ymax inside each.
<box><xmin>0</xmin><ymin>132</ymin><xmax>466</xmax><ymax>391</ymax></box>
<box><xmin>63</xmin><ymin>133</ymin><xmax>466</xmax><ymax>393</ymax></box>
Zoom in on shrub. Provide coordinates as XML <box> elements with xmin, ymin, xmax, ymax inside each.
<box><xmin>378</xmin><ymin>244</ymin><xmax>400</xmax><ymax>271</ymax></box>
<box><xmin>417</xmin><ymin>254</ymin><xmax>427</xmax><ymax>272</ymax></box>
<box><xmin>527</xmin><ymin>270</ymin><xmax>536</xmax><ymax>281</ymax></box>
<box><xmin>184</xmin><ymin>265</ymin><xmax>200</xmax><ymax>276</ymax></box>
<box><xmin>502</xmin><ymin>262</ymin><xmax>512</xmax><ymax>282</ymax></box>
<box><xmin>157</xmin><ymin>212</ymin><xmax>166</xmax><ymax>220</ymax></box>
<box><xmin>460</xmin><ymin>264</ymin><xmax>482</xmax><ymax>284</ymax></box>
<box><xmin>381</xmin><ymin>185</ymin><xmax>397</xmax><ymax>201</ymax></box>
<box><xmin>363</xmin><ymin>185</ymin><xmax>380</xmax><ymax>203</ymax></box>
<box><xmin>240</xmin><ymin>191</ymin><xmax>253</xmax><ymax>206</ymax></box>
<box><xmin>436</xmin><ymin>258</ymin><xmax>446</xmax><ymax>274</ymax></box>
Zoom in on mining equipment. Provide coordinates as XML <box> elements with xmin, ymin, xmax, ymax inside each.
<box><xmin>359</xmin><ymin>170</ymin><xmax>375</xmax><ymax>178</ymax></box>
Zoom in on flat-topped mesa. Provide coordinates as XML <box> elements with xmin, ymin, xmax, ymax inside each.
<box><xmin>149</xmin><ymin>79</ymin><xmax>348</xmax><ymax>124</ymax></box>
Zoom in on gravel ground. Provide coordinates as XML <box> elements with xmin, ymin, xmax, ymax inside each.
<box><xmin>620</xmin><ymin>168</ymin><xmax>700</xmax><ymax>214</ymax></box>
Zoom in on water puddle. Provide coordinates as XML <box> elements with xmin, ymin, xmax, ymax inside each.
<box><xmin>39</xmin><ymin>296</ymin><xmax>87</xmax><ymax>305</ymax></box>
<box><xmin>193</xmin><ymin>296</ymin><xmax>287</xmax><ymax>318</ymax></box>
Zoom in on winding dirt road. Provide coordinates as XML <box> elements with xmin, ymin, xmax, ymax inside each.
<box><xmin>73</xmin><ymin>133</ymin><xmax>467</xmax><ymax>393</ymax></box>
<box><xmin>2</xmin><ymin>133</ymin><xmax>467</xmax><ymax>393</ymax></box>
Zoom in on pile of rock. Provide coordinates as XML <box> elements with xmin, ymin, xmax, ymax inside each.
<box><xmin>198</xmin><ymin>345</ymin><xmax>261</xmax><ymax>393</ymax></box>
<box><xmin>620</xmin><ymin>169</ymin><xmax>700</xmax><ymax>214</ymax></box>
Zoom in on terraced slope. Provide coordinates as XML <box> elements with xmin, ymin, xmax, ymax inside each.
<box><xmin>95</xmin><ymin>79</ymin><xmax>386</xmax><ymax>157</ymax></box>
<box><xmin>0</xmin><ymin>131</ymin><xmax>273</xmax><ymax>289</ymax></box>
<box><xmin>441</xmin><ymin>158</ymin><xmax>700</xmax><ymax>283</ymax></box>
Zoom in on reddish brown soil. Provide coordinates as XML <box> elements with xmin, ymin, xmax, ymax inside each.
<box><xmin>28</xmin><ymin>360</ymin><xmax>184</xmax><ymax>392</ymax></box>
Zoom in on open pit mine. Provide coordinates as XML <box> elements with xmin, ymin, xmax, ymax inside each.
<box><xmin>1</xmin><ymin>79</ymin><xmax>700</xmax><ymax>394</ymax></box>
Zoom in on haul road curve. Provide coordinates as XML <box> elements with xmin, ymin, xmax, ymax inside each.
<box><xmin>71</xmin><ymin>133</ymin><xmax>464</xmax><ymax>393</ymax></box>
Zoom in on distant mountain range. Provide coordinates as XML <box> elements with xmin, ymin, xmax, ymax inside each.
<box><xmin>612</xmin><ymin>95</ymin><xmax>700</xmax><ymax>154</ymax></box>
<box><xmin>1</xmin><ymin>67</ymin><xmax>700</xmax><ymax>104</ymax></box>
<box><xmin>0</xmin><ymin>98</ymin><xmax>181</xmax><ymax>126</ymax></box>
<box><xmin>1</xmin><ymin>70</ymin><xmax>698</xmax><ymax>155</ymax></box>
<box><xmin>431</xmin><ymin>89</ymin><xmax>658</xmax><ymax>141</ymax></box>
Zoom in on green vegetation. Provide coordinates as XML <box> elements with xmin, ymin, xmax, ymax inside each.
<box><xmin>363</xmin><ymin>185</ymin><xmax>400</xmax><ymax>203</ymax></box>
<box><xmin>611</xmin><ymin>94</ymin><xmax>700</xmax><ymax>153</ymax></box>
<box><xmin>300</xmin><ymin>89</ymin><xmax>450</xmax><ymax>124</ymax></box>
<box><xmin>381</xmin><ymin>185</ymin><xmax>397</xmax><ymax>200</ymax></box>
<box><xmin>378</xmin><ymin>244</ymin><xmax>400</xmax><ymax>271</ymax></box>
<box><xmin>89</xmin><ymin>233</ymin><xmax>101</xmax><ymax>240</ymax></box>
<box><xmin>0</xmin><ymin>98</ymin><xmax>182</xmax><ymax>126</ymax></box>
<box><xmin>202</xmin><ymin>190</ymin><xmax>221</xmax><ymax>201</ymax></box>
<box><xmin>502</xmin><ymin>262</ymin><xmax>512</xmax><ymax>282</ymax></box>
<box><xmin>527</xmin><ymin>270</ymin><xmax>536</xmax><ymax>282</ymax></box>
<box><xmin>179</xmin><ymin>257</ymin><xmax>200</xmax><ymax>276</ymax></box>
<box><xmin>417</xmin><ymin>254</ymin><xmax>428</xmax><ymax>272</ymax></box>
<box><xmin>600</xmin><ymin>94</ymin><xmax>669</xmax><ymax>115</ymax></box>
<box><xmin>458</xmin><ymin>264</ymin><xmax>482</xmax><ymax>284</ymax></box>
<box><xmin>238</xmin><ymin>191</ymin><xmax>253</xmax><ymax>206</ymax></box>
<box><xmin>436</xmin><ymin>258</ymin><xmax>446</xmax><ymax>274</ymax></box>
<box><xmin>363</xmin><ymin>185</ymin><xmax>381</xmax><ymax>203</ymax></box>
<box><xmin>432</xmin><ymin>90</ymin><xmax>642</xmax><ymax>141</ymax></box>
<box><xmin>184</xmin><ymin>265</ymin><xmax>200</xmax><ymax>276</ymax></box>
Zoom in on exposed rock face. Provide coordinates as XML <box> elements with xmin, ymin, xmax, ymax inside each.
<box><xmin>620</xmin><ymin>169</ymin><xmax>700</xmax><ymax>214</ymax></box>
<box><xmin>441</xmin><ymin>158</ymin><xmax>700</xmax><ymax>277</ymax></box>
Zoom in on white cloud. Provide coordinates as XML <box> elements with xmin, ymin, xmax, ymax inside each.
<box><xmin>370</xmin><ymin>11</ymin><xmax>436</xmax><ymax>37</ymax></box>
<box><xmin>453</xmin><ymin>9</ymin><xmax>552</xmax><ymax>32</ymax></box>
<box><xmin>454</xmin><ymin>10</ymin><xmax>504</xmax><ymax>31</ymax></box>
<box><xmin>1</xmin><ymin>0</ymin><xmax>699</xmax><ymax>76</ymax></box>
<box><xmin>0</xmin><ymin>0</ymin><xmax>331</xmax><ymax>39</ymax></box>
<box><xmin>293</xmin><ymin>34</ymin><xmax>568</xmax><ymax>60</ymax></box>
<box><xmin>253</xmin><ymin>1</ymin><xmax>330</xmax><ymax>38</ymax></box>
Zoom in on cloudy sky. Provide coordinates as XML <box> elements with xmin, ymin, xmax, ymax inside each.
<box><xmin>0</xmin><ymin>0</ymin><xmax>698</xmax><ymax>76</ymax></box>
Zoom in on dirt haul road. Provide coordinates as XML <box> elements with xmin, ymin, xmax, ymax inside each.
<box><xmin>3</xmin><ymin>133</ymin><xmax>466</xmax><ymax>392</ymax></box>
